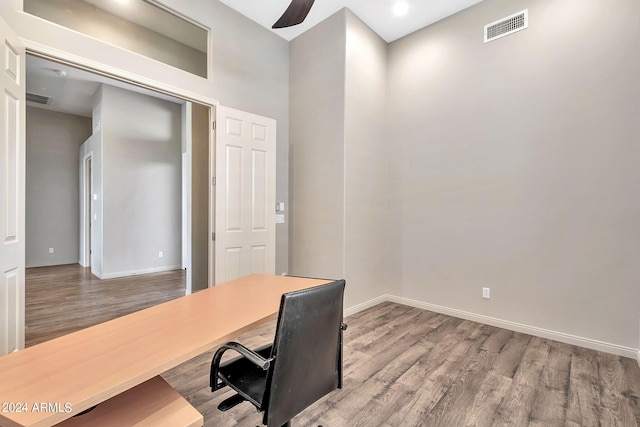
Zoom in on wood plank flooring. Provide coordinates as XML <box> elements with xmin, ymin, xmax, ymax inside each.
<box><xmin>25</xmin><ymin>266</ymin><xmax>640</xmax><ymax>426</ymax></box>
<box><xmin>25</xmin><ymin>264</ymin><xmax>185</xmax><ymax>347</ymax></box>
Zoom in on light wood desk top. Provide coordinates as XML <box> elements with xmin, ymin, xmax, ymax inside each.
<box><xmin>0</xmin><ymin>274</ymin><xmax>332</xmax><ymax>427</ymax></box>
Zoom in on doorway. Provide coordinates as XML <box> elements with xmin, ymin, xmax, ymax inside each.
<box><xmin>24</xmin><ymin>54</ymin><xmax>212</xmax><ymax>344</ymax></box>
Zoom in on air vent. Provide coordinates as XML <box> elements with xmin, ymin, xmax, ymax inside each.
<box><xmin>484</xmin><ymin>10</ymin><xmax>528</xmax><ymax>43</ymax></box>
<box><xmin>26</xmin><ymin>92</ymin><xmax>52</xmax><ymax>105</ymax></box>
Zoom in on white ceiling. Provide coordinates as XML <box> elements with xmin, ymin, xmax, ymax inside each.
<box><xmin>217</xmin><ymin>0</ymin><xmax>483</xmax><ymax>42</ymax></box>
<box><xmin>26</xmin><ymin>56</ymin><xmax>183</xmax><ymax>118</ymax></box>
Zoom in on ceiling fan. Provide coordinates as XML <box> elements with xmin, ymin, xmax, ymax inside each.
<box><xmin>272</xmin><ymin>0</ymin><xmax>315</xmax><ymax>29</ymax></box>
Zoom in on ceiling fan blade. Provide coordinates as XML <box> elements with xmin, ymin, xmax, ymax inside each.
<box><xmin>272</xmin><ymin>0</ymin><xmax>315</xmax><ymax>29</ymax></box>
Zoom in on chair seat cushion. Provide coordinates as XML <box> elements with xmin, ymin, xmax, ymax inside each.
<box><xmin>218</xmin><ymin>344</ymin><xmax>272</xmax><ymax>408</ymax></box>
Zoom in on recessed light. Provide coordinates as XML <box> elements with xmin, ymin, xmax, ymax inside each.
<box><xmin>393</xmin><ymin>1</ymin><xmax>409</xmax><ymax>16</ymax></box>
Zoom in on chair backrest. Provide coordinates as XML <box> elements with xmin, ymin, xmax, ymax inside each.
<box><xmin>263</xmin><ymin>279</ymin><xmax>345</xmax><ymax>427</ymax></box>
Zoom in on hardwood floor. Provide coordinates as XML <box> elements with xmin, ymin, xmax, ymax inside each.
<box><xmin>25</xmin><ymin>264</ymin><xmax>186</xmax><ymax>347</ymax></box>
<box><xmin>164</xmin><ymin>302</ymin><xmax>640</xmax><ymax>427</ymax></box>
<box><xmin>25</xmin><ymin>268</ymin><xmax>640</xmax><ymax>426</ymax></box>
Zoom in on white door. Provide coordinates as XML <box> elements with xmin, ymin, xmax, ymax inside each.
<box><xmin>0</xmin><ymin>16</ymin><xmax>25</xmax><ymax>355</ymax></box>
<box><xmin>214</xmin><ymin>106</ymin><xmax>276</xmax><ymax>284</ymax></box>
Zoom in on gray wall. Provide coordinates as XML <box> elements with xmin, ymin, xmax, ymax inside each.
<box><xmin>12</xmin><ymin>0</ymin><xmax>640</xmax><ymax>352</ymax></box>
<box><xmin>343</xmin><ymin>11</ymin><xmax>390</xmax><ymax>305</ymax></box>
<box><xmin>290</xmin><ymin>10</ymin><xmax>390</xmax><ymax>307</ymax></box>
<box><xmin>290</xmin><ymin>11</ymin><xmax>346</xmax><ymax>281</ymax></box>
<box><xmin>25</xmin><ymin>107</ymin><xmax>92</xmax><ymax>267</ymax></box>
<box><xmin>387</xmin><ymin>0</ymin><xmax>640</xmax><ymax>348</ymax></box>
<box><xmin>24</xmin><ymin>0</ymin><xmax>206</xmax><ymax>77</ymax></box>
<box><xmin>100</xmin><ymin>85</ymin><xmax>182</xmax><ymax>277</ymax></box>
<box><xmin>190</xmin><ymin>1</ymin><xmax>291</xmax><ymax>275</ymax></box>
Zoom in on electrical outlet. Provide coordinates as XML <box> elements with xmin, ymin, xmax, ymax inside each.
<box><xmin>48</xmin><ymin>248</ymin><xmax>54</xmax><ymax>254</ymax></box>
<box><xmin>482</xmin><ymin>287</ymin><xmax>490</xmax><ymax>299</ymax></box>
<box><xmin>158</xmin><ymin>251</ymin><xmax>163</xmax><ymax>258</ymax></box>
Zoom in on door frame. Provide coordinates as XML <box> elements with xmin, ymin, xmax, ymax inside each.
<box><xmin>24</xmin><ymin>46</ymin><xmax>218</xmax><ymax>294</ymax></box>
<box><xmin>79</xmin><ymin>153</ymin><xmax>93</xmax><ymax>268</ymax></box>
<box><xmin>0</xmin><ymin>15</ymin><xmax>25</xmax><ymax>355</ymax></box>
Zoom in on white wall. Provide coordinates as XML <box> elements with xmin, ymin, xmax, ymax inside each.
<box><xmin>25</xmin><ymin>107</ymin><xmax>92</xmax><ymax>267</ymax></box>
<box><xmin>387</xmin><ymin>0</ymin><xmax>640</xmax><ymax>350</ymax></box>
<box><xmin>99</xmin><ymin>84</ymin><xmax>182</xmax><ymax>278</ymax></box>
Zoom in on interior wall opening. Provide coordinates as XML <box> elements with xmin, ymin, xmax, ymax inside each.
<box><xmin>24</xmin><ymin>52</ymin><xmax>211</xmax><ymax>346</ymax></box>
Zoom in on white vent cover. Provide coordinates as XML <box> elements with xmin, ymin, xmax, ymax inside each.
<box><xmin>26</xmin><ymin>92</ymin><xmax>52</xmax><ymax>105</ymax></box>
<box><xmin>484</xmin><ymin>9</ymin><xmax>528</xmax><ymax>43</ymax></box>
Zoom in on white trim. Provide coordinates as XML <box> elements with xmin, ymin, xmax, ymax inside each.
<box><xmin>344</xmin><ymin>294</ymin><xmax>388</xmax><ymax>317</ymax></box>
<box><xmin>100</xmin><ymin>265</ymin><xmax>182</xmax><ymax>280</ymax></box>
<box><xmin>181</xmin><ymin>103</ymin><xmax>192</xmax><ymax>295</ymax></box>
<box><xmin>209</xmin><ymin>105</ymin><xmax>215</xmax><ymax>287</ymax></box>
<box><xmin>344</xmin><ymin>294</ymin><xmax>638</xmax><ymax>359</ymax></box>
<box><xmin>78</xmin><ymin>152</ymin><xmax>93</xmax><ymax>268</ymax></box>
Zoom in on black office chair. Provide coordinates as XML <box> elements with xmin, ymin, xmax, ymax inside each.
<box><xmin>210</xmin><ymin>279</ymin><xmax>347</xmax><ymax>427</ymax></box>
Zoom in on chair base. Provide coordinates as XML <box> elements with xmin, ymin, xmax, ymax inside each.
<box><xmin>217</xmin><ymin>393</ymin><xmax>247</xmax><ymax>412</ymax></box>
<box><xmin>218</xmin><ymin>394</ymin><xmax>296</xmax><ymax>427</ymax></box>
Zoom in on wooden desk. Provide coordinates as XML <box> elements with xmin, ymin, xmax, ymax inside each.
<box><xmin>0</xmin><ymin>274</ymin><xmax>331</xmax><ymax>427</ymax></box>
<box><xmin>55</xmin><ymin>376</ymin><xmax>203</xmax><ymax>427</ymax></box>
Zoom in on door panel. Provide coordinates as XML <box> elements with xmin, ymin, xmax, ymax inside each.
<box><xmin>0</xmin><ymin>16</ymin><xmax>25</xmax><ymax>355</ymax></box>
<box><xmin>251</xmin><ymin>149</ymin><xmax>268</xmax><ymax>230</ymax></box>
<box><xmin>223</xmin><ymin>247</ymin><xmax>241</xmax><ymax>282</ymax></box>
<box><xmin>214</xmin><ymin>106</ymin><xmax>276</xmax><ymax>284</ymax></box>
<box><xmin>225</xmin><ymin>145</ymin><xmax>242</xmax><ymax>231</ymax></box>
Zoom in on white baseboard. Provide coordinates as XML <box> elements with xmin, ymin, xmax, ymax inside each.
<box><xmin>345</xmin><ymin>294</ymin><xmax>638</xmax><ymax>360</ymax></box>
<box><xmin>344</xmin><ymin>294</ymin><xmax>388</xmax><ymax>317</ymax></box>
<box><xmin>100</xmin><ymin>265</ymin><xmax>182</xmax><ymax>280</ymax></box>
<box><xmin>91</xmin><ymin>267</ymin><xmax>102</xmax><ymax>279</ymax></box>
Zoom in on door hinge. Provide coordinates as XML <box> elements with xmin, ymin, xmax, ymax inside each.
<box><xmin>212</xmin><ymin>121</ymin><xmax>216</xmax><ymax>131</ymax></box>
<box><xmin>212</xmin><ymin>232</ymin><xmax>215</xmax><ymax>241</ymax></box>
<box><xmin>212</xmin><ymin>176</ymin><xmax>216</xmax><ymax>186</ymax></box>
